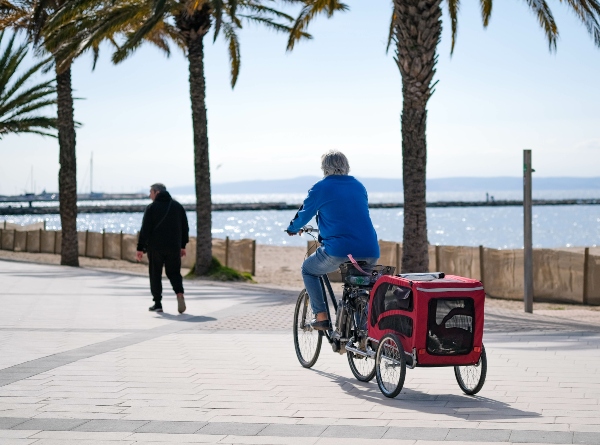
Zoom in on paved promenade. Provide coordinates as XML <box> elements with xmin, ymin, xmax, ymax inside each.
<box><xmin>1</xmin><ymin>259</ymin><xmax>599</xmax><ymax>445</ymax></box>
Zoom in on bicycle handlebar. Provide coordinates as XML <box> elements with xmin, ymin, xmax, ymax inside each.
<box><xmin>284</xmin><ymin>225</ymin><xmax>319</xmax><ymax>234</ymax></box>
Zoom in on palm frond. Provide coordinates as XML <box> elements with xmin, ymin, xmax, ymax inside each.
<box><xmin>243</xmin><ymin>2</ymin><xmax>295</xmax><ymax>22</ymax></box>
<box><xmin>287</xmin><ymin>0</ymin><xmax>348</xmax><ymax>51</ymax></box>
<box><xmin>523</xmin><ymin>0</ymin><xmax>558</xmax><ymax>51</ymax></box>
<box><xmin>447</xmin><ymin>0</ymin><xmax>460</xmax><ymax>54</ymax></box>
<box><xmin>0</xmin><ymin>58</ymin><xmax>52</xmax><ymax>103</ymax></box>
<box><xmin>480</xmin><ymin>0</ymin><xmax>493</xmax><ymax>26</ymax></box>
<box><xmin>386</xmin><ymin>9</ymin><xmax>396</xmax><ymax>54</ymax></box>
<box><xmin>222</xmin><ymin>20</ymin><xmax>240</xmax><ymax>87</ymax></box>
<box><xmin>238</xmin><ymin>14</ymin><xmax>299</xmax><ymax>34</ymax></box>
<box><xmin>561</xmin><ymin>0</ymin><xmax>600</xmax><ymax>47</ymax></box>
<box><xmin>0</xmin><ymin>116</ymin><xmax>57</xmax><ymax>138</ymax></box>
<box><xmin>0</xmin><ymin>30</ymin><xmax>56</xmax><ymax>138</ymax></box>
<box><xmin>113</xmin><ymin>0</ymin><xmax>168</xmax><ymax>63</ymax></box>
<box><xmin>213</xmin><ymin>0</ymin><xmax>224</xmax><ymax>41</ymax></box>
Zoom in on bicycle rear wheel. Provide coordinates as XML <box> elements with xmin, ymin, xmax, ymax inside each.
<box><xmin>293</xmin><ymin>289</ymin><xmax>322</xmax><ymax>368</ymax></box>
<box><xmin>347</xmin><ymin>298</ymin><xmax>375</xmax><ymax>382</ymax></box>
<box><xmin>348</xmin><ymin>350</ymin><xmax>376</xmax><ymax>382</ymax></box>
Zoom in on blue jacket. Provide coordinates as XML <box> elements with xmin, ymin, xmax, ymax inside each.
<box><xmin>287</xmin><ymin>175</ymin><xmax>380</xmax><ymax>258</ymax></box>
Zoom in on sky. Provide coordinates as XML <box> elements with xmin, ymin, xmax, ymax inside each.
<box><xmin>1</xmin><ymin>0</ymin><xmax>600</xmax><ymax>195</ymax></box>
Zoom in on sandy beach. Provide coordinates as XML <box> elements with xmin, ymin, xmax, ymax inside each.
<box><xmin>1</xmin><ymin>245</ymin><xmax>599</xmax><ymax>324</ymax></box>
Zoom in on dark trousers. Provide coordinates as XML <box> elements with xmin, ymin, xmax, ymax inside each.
<box><xmin>148</xmin><ymin>249</ymin><xmax>184</xmax><ymax>303</ymax></box>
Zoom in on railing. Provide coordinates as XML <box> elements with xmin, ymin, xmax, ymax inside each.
<box><xmin>311</xmin><ymin>240</ymin><xmax>600</xmax><ymax>306</ymax></box>
<box><xmin>0</xmin><ymin>224</ymin><xmax>255</xmax><ymax>275</ymax></box>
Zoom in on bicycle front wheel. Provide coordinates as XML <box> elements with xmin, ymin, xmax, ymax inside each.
<box><xmin>293</xmin><ymin>289</ymin><xmax>322</xmax><ymax>368</ymax></box>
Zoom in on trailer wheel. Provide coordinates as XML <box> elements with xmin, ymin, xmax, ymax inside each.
<box><xmin>375</xmin><ymin>333</ymin><xmax>406</xmax><ymax>398</ymax></box>
<box><xmin>454</xmin><ymin>345</ymin><xmax>487</xmax><ymax>395</ymax></box>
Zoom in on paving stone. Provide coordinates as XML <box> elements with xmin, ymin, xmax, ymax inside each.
<box><xmin>72</xmin><ymin>419</ymin><xmax>149</xmax><ymax>432</ymax></box>
<box><xmin>259</xmin><ymin>424</ymin><xmax>327</xmax><ymax>437</ymax></box>
<box><xmin>446</xmin><ymin>428</ymin><xmax>511</xmax><ymax>442</ymax></box>
<box><xmin>574</xmin><ymin>431</ymin><xmax>600</xmax><ymax>445</ymax></box>
<box><xmin>509</xmin><ymin>430</ymin><xmax>574</xmax><ymax>443</ymax></box>
<box><xmin>383</xmin><ymin>427</ymin><xmax>449</xmax><ymax>440</ymax></box>
<box><xmin>320</xmin><ymin>425</ymin><xmax>387</xmax><ymax>439</ymax></box>
<box><xmin>11</xmin><ymin>419</ymin><xmax>88</xmax><ymax>431</ymax></box>
<box><xmin>0</xmin><ymin>418</ymin><xmax>30</xmax><ymax>429</ymax></box>
<box><xmin>135</xmin><ymin>421</ymin><xmax>206</xmax><ymax>434</ymax></box>
<box><xmin>2</xmin><ymin>261</ymin><xmax>600</xmax><ymax>443</ymax></box>
<box><xmin>198</xmin><ymin>422</ymin><xmax>268</xmax><ymax>435</ymax></box>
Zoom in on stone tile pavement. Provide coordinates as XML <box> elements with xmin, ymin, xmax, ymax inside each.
<box><xmin>1</xmin><ymin>259</ymin><xmax>599</xmax><ymax>444</ymax></box>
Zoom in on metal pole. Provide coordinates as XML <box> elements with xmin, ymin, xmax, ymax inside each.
<box><xmin>523</xmin><ymin>150</ymin><xmax>534</xmax><ymax>313</ymax></box>
<box><xmin>90</xmin><ymin>152</ymin><xmax>93</xmax><ymax>194</ymax></box>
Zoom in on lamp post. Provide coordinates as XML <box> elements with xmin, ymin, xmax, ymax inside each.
<box><xmin>523</xmin><ymin>150</ymin><xmax>534</xmax><ymax>313</ymax></box>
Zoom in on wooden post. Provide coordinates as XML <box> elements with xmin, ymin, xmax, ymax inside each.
<box><xmin>435</xmin><ymin>245</ymin><xmax>441</xmax><ymax>271</ymax></box>
<box><xmin>251</xmin><ymin>240</ymin><xmax>256</xmax><ymax>276</ymax></box>
<box><xmin>39</xmin><ymin>228</ymin><xmax>42</xmax><ymax>252</ymax></box>
<box><xmin>120</xmin><ymin>231</ymin><xmax>124</xmax><ymax>260</ymax></box>
<box><xmin>523</xmin><ymin>149</ymin><xmax>534</xmax><ymax>313</ymax></box>
<box><xmin>395</xmin><ymin>243</ymin><xmax>401</xmax><ymax>275</ymax></box>
<box><xmin>101</xmin><ymin>229</ymin><xmax>105</xmax><ymax>259</ymax></box>
<box><xmin>225</xmin><ymin>236</ymin><xmax>230</xmax><ymax>267</ymax></box>
<box><xmin>479</xmin><ymin>245</ymin><xmax>485</xmax><ymax>285</ymax></box>
<box><xmin>85</xmin><ymin>230</ymin><xmax>89</xmax><ymax>257</ymax></box>
<box><xmin>583</xmin><ymin>247</ymin><xmax>590</xmax><ymax>305</ymax></box>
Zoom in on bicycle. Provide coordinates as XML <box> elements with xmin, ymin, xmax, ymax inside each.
<box><xmin>291</xmin><ymin>226</ymin><xmax>395</xmax><ymax>382</ymax></box>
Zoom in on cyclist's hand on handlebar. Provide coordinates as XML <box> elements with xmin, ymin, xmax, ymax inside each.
<box><xmin>285</xmin><ymin>229</ymin><xmax>303</xmax><ymax>236</ymax></box>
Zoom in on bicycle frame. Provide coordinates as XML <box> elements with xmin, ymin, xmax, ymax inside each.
<box><xmin>318</xmin><ymin>273</ymin><xmax>338</xmax><ymax>345</ymax></box>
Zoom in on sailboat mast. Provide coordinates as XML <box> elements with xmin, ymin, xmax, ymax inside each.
<box><xmin>90</xmin><ymin>152</ymin><xmax>93</xmax><ymax>194</ymax></box>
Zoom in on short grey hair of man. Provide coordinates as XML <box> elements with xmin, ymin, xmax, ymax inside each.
<box><xmin>150</xmin><ymin>183</ymin><xmax>167</xmax><ymax>193</ymax></box>
<box><xmin>321</xmin><ymin>150</ymin><xmax>350</xmax><ymax>176</ymax></box>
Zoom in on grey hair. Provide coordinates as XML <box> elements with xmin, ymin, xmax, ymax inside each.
<box><xmin>321</xmin><ymin>150</ymin><xmax>350</xmax><ymax>176</ymax></box>
<box><xmin>150</xmin><ymin>183</ymin><xmax>167</xmax><ymax>193</ymax></box>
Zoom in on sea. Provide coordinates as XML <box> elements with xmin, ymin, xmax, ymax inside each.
<box><xmin>2</xmin><ymin>190</ymin><xmax>599</xmax><ymax>249</ymax></box>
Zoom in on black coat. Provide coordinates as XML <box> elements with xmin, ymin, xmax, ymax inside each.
<box><xmin>137</xmin><ymin>191</ymin><xmax>189</xmax><ymax>252</ymax></box>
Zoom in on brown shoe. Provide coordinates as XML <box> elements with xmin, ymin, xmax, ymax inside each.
<box><xmin>177</xmin><ymin>294</ymin><xmax>186</xmax><ymax>314</ymax></box>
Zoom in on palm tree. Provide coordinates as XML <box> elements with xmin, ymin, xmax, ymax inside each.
<box><xmin>294</xmin><ymin>0</ymin><xmax>600</xmax><ymax>273</ymax></box>
<box><xmin>391</xmin><ymin>0</ymin><xmax>600</xmax><ymax>272</ymax></box>
<box><xmin>0</xmin><ymin>31</ymin><xmax>57</xmax><ymax>138</ymax></box>
<box><xmin>0</xmin><ymin>0</ymin><xmax>81</xmax><ymax>266</ymax></box>
<box><xmin>45</xmin><ymin>0</ymin><xmax>346</xmax><ymax>275</ymax></box>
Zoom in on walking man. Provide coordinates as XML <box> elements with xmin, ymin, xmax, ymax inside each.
<box><xmin>136</xmin><ymin>183</ymin><xmax>189</xmax><ymax>313</ymax></box>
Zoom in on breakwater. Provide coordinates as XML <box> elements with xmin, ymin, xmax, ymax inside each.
<box><xmin>1</xmin><ymin>198</ymin><xmax>599</xmax><ymax>215</ymax></box>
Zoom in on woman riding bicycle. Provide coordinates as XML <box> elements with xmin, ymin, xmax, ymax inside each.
<box><xmin>286</xmin><ymin>150</ymin><xmax>380</xmax><ymax>330</ymax></box>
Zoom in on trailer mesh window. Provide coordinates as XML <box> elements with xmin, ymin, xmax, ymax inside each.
<box><xmin>370</xmin><ymin>282</ymin><xmax>412</xmax><ymax>327</ymax></box>
<box><xmin>427</xmin><ymin>298</ymin><xmax>474</xmax><ymax>355</ymax></box>
<box><xmin>378</xmin><ymin>315</ymin><xmax>413</xmax><ymax>338</ymax></box>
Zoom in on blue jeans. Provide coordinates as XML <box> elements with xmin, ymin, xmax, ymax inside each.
<box><xmin>302</xmin><ymin>247</ymin><xmax>377</xmax><ymax>316</ymax></box>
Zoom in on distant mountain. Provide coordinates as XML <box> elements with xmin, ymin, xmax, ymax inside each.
<box><xmin>168</xmin><ymin>176</ymin><xmax>600</xmax><ymax>195</ymax></box>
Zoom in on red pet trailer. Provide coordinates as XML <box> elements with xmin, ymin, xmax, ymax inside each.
<box><xmin>367</xmin><ymin>272</ymin><xmax>487</xmax><ymax>398</ymax></box>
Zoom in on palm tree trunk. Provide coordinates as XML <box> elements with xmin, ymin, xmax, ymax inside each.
<box><xmin>55</xmin><ymin>62</ymin><xmax>79</xmax><ymax>267</ymax></box>
<box><xmin>394</xmin><ymin>0</ymin><xmax>442</xmax><ymax>273</ymax></box>
<box><xmin>187</xmin><ymin>34</ymin><xmax>212</xmax><ymax>275</ymax></box>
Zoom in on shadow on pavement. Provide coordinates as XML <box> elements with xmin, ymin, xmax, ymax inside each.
<box><xmin>310</xmin><ymin>368</ymin><xmax>541</xmax><ymax>421</ymax></box>
<box><xmin>155</xmin><ymin>313</ymin><xmax>216</xmax><ymax>323</ymax></box>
